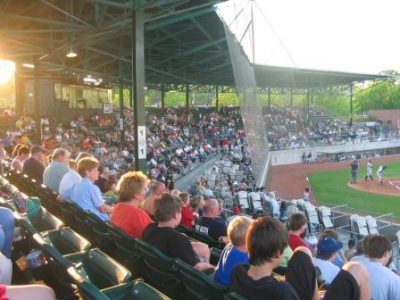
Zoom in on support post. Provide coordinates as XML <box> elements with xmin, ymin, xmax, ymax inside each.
<box><xmin>186</xmin><ymin>83</ymin><xmax>190</xmax><ymax>122</ymax></box>
<box><xmin>307</xmin><ymin>88</ymin><xmax>310</xmax><ymax>126</ymax></box>
<box><xmin>132</xmin><ymin>9</ymin><xmax>146</xmax><ymax>173</ymax></box>
<box><xmin>34</xmin><ymin>61</ymin><xmax>41</xmax><ymax>144</ymax></box>
<box><xmin>267</xmin><ymin>88</ymin><xmax>271</xmax><ymax>110</ymax></box>
<box><xmin>350</xmin><ymin>83</ymin><xmax>353</xmax><ymax>127</ymax></box>
<box><xmin>215</xmin><ymin>85</ymin><xmax>219</xmax><ymax>110</ymax></box>
<box><xmin>161</xmin><ymin>85</ymin><xmax>165</xmax><ymax>110</ymax></box>
<box><xmin>15</xmin><ymin>62</ymin><xmax>24</xmax><ymax>115</ymax></box>
<box><xmin>290</xmin><ymin>88</ymin><xmax>293</xmax><ymax>106</ymax></box>
<box><xmin>119</xmin><ymin>79</ymin><xmax>125</xmax><ymax>142</ymax></box>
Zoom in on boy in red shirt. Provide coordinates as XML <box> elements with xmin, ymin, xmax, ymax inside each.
<box><xmin>180</xmin><ymin>192</ymin><xmax>195</xmax><ymax>228</ymax></box>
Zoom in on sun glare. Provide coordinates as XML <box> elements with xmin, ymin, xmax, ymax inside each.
<box><xmin>0</xmin><ymin>60</ymin><xmax>15</xmax><ymax>85</ymax></box>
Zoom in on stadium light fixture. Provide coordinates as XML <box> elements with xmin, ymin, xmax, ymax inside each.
<box><xmin>66</xmin><ymin>47</ymin><xmax>77</xmax><ymax>58</ymax></box>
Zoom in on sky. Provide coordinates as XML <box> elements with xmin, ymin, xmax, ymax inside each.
<box><xmin>218</xmin><ymin>0</ymin><xmax>400</xmax><ymax>74</ymax></box>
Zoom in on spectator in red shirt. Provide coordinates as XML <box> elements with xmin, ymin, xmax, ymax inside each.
<box><xmin>180</xmin><ymin>192</ymin><xmax>195</xmax><ymax>228</ymax></box>
<box><xmin>111</xmin><ymin>171</ymin><xmax>153</xmax><ymax>239</ymax></box>
<box><xmin>287</xmin><ymin>212</ymin><xmax>309</xmax><ymax>251</ymax></box>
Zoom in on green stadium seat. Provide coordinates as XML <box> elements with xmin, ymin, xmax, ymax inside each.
<box><xmin>175</xmin><ymin>259</ymin><xmax>228</xmax><ymax>300</ymax></box>
<box><xmin>28</xmin><ymin>207</ymin><xmax>64</xmax><ymax>232</ymax></box>
<box><xmin>103</xmin><ymin>279</ymin><xmax>171</xmax><ymax>300</ymax></box>
<box><xmin>64</xmin><ymin>248</ymin><xmax>132</xmax><ymax>289</ymax></box>
<box><xmin>210</xmin><ymin>247</ymin><xmax>222</xmax><ymax>265</ymax></box>
<box><xmin>135</xmin><ymin>239</ymin><xmax>182</xmax><ymax>298</ymax></box>
<box><xmin>226</xmin><ymin>292</ymin><xmax>249</xmax><ymax>300</ymax></box>
<box><xmin>41</xmin><ymin>227</ymin><xmax>91</xmax><ymax>255</ymax></box>
<box><xmin>107</xmin><ymin>224</ymin><xmax>143</xmax><ymax>277</ymax></box>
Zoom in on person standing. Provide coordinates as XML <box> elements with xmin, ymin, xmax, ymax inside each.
<box><xmin>350</xmin><ymin>160</ymin><xmax>359</xmax><ymax>184</ymax></box>
<box><xmin>365</xmin><ymin>160</ymin><xmax>373</xmax><ymax>181</ymax></box>
<box><xmin>377</xmin><ymin>165</ymin><xmax>386</xmax><ymax>185</ymax></box>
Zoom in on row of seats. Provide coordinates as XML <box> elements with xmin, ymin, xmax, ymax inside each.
<box><xmin>0</xmin><ymin>176</ymin><xmax>172</xmax><ymax>300</ymax></box>
<box><xmin>3</xmin><ymin>166</ymin><xmax>242</xmax><ymax>300</ymax></box>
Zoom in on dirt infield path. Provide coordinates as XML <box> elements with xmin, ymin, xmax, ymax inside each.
<box><xmin>266</xmin><ymin>154</ymin><xmax>400</xmax><ymax>202</ymax></box>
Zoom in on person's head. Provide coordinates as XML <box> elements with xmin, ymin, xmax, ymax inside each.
<box><xmin>69</xmin><ymin>159</ymin><xmax>76</xmax><ymax>169</ymax></box>
<box><xmin>154</xmin><ymin>193</ymin><xmax>182</xmax><ymax>226</ymax></box>
<box><xmin>201</xmin><ymin>198</ymin><xmax>220</xmax><ymax>218</ymax></box>
<box><xmin>12</xmin><ymin>144</ymin><xmax>23</xmax><ymax>157</ymax></box>
<box><xmin>17</xmin><ymin>145</ymin><xmax>29</xmax><ymax>160</ymax></box>
<box><xmin>247</xmin><ymin>216</ymin><xmax>288</xmax><ymax>267</ymax></box>
<box><xmin>190</xmin><ymin>195</ymin><xmax>203</xmax><ymax>212</ymax></box>
<box><xmin>316</xmin><ymin>237</ymin><xmax>343</xmax><ymax>260</ymax></box>
<box><xmin>348</xmin><ymin>238</ymin><xmax>356</xmax><ymax>250</ymax></box>
<box><xmin>77</xmin><ymin>157</ymin><xmax>99</xmax><ymax>182</ymax></box>
<box><xmin>51</xmin><ymin>148</ymin><xmax>70</xmax><ymax>165</ymax></box>
<box><xmin>288</xmin><ymin>212</ymin><xmax>307</xmax><ymax>234</ymax></box>
<box><xmin>117</xmin><ymin>171</ymin><xmax>150</xmax><ymax>203</ymax></box>
<box><xmin>150</xmin><ymin>181</ymin><xmax>166</xmax><ymax>196</ymax></box>
<box><xmin>30</xmin><ymin>145</ymin><xmax>45</xmax><ymax>161</ymax></box>
<box><xmin>321</xmin><ymin>229</ymin><xmax>339</xmax><ymax>241</ymax></box>
<box><xmin>179</xmin><ymin>192</ymin><xmax>190</xmax><ymax>205</ymax></box>
<box><xmin>98</xmin><ymin>165</ymin><xmax>110</xmax><ymax>178</ymax></box>
<box><xmin>75</xmin><ymin>152</ymin><xmax>93</xmax><ymax>164</ymax></box>
<box><xmin>304</xmin><ymin>187</ymin><xmax>309</xmax><ymax>193</ymax></box>
<box><xmin>228</xmin><ymin>216</ymin><xmax>253</xmax><ymax>248</ymax></box>
<box><xmin>364</xmin><ymin>234</ymin><xmax>392</xmax><ymax>264</ymax></box>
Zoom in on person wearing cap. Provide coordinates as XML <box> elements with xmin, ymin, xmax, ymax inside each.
<box><xmin>43</xmin><ymin>148</ymin><xmax>70</xmax><ymax>192</ymax></box>
<box><xmin>313</xmin><ymin>237</ymin><xmax>342</xmax><ymax>285</ymax></box>
<box><xmin>23</xmin><ymin>145</ymin><xmax>46</xmax><ymax>184</ymax></box>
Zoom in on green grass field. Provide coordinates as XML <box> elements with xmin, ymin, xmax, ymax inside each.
<box><xmin>308</xmin><ymin>161</ymin><xmax>400</xmax><ymax>218</ymax></box>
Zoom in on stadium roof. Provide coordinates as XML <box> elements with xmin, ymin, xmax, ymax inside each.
<box><xmin>0</xmin><ymin>0</ymin><xmax>389</xmax><ymax>88</ymax></box>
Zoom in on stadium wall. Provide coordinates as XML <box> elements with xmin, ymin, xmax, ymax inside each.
<box><xmin>270</xmin><ymin>140</ymin><xmax>400</xmax><ymax>166</ymax></box>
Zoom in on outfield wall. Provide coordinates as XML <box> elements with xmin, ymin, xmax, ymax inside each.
<box><xmin>270</xmin><ymin>140</ymin><xmax>400</xmax><ymax>166</ymax></box>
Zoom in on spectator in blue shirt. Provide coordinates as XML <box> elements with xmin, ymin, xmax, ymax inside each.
<box><xmin>214</xmin><ymin>216</ymin><xmax>253</xmax><ymax>286</ymax></box>
<box><xmin>61</xmin><ymin>157</ymin><xmax>113</xmax><ymax>221</ymax></box>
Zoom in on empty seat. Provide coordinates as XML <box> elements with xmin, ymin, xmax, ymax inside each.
<box><xmin>175</xmin><ymin>258</ymin><xmax>228</xmax><ymax>300</ymax></box>
<box><xmin>235</xmin><ymin>191</ymin><xmax>249</xmax><ymax>210</ymax></box>
<box><xmin>304</xmin><ymin>203</ymin><xmax>320</xmax><ymax>226</ymax></box>
<box><xmin>104</xmin><ymin>279</ymin><xmax>171</xmax><ymax>300</ymax></box>
<box><xmin>350</xmin><ymin>214</ymin><xmax>369</xmax><ymax>237</ymax></box>
<box><xmin>365</xmin><ymin>216</ymin><xmax>379</xmax><ymax>234</ymax></box>
<box><xmin>28</xmin><ymin>207</ymin><xmax>64</xmax><ymax>233</ymax></box>
<box><xmin>317</xmin><ymin>206</ymin><xmax>334</xmax><ymax>229</ymax></box>
<box><xmin>64</xmin><ymin>248</ymin><xmax>132</xmax><ymax>289</ymax></box>
<box><xmin>107</xmin><ymin>224</ymin><xmax>143</xmax><ymax>277</ymax></box>
<box><xmin>42</xmin><ymin>227</ymin><xmax>91</xmax><ymax>255</ymax></box>
<box><xmin>135</xmin><ymin>239</ymin><xmax>181</xmax><ymax>298</ymax></box>
<box><xmin>248</xmin><ymin>192</ymin><xmax>262</xmax><ymax>212</ymax></box>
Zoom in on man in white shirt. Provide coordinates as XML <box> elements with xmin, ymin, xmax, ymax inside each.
<box><xmin>313</xmin><ymin>237</ymin><xmax>342</xmax><ymax>285</ymax></box>
<box><xmin>359</xmin><ymin>234</ymin><xmax>400</xmax><ymax>300</ymax></box>
<box><xmin>59</xmin><ymin>152</ymin><xmax>92</xmax><ymax>195</ymax></box>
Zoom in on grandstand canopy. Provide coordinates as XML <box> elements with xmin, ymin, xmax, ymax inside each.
<box><xmin>1</xmin><ymin>0</ymin><xmax>388</xmax><ymax>88</ymax></box>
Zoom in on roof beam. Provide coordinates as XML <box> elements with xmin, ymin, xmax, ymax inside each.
<box><xmin>40</xmin><ymin>0</ymin><xmax>92</xmax><ymax>27</ymax></box>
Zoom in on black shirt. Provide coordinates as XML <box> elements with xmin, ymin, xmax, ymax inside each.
<box><xmin>230</xmin><ymin>264</ymin><xmax>299</xmax><ymax>300</ymax></box>
<box><xmin>142</xmin><ymin>223</ymin><xmax>199</xmax><ymax>266</ymax></box>
<box><xmin>195</xmin><ymin>216</ymin><xmax>227</xmax><ymax>241</ymax></box>
<box><xmin>323</xmin><ymin>269</ymin><xmax>360</xmax><ymax>300</ymax></box>
<box><xmin>23</xmin><ymin>157</ymin><xmax>45</xmax><ymax>184</ymax></box>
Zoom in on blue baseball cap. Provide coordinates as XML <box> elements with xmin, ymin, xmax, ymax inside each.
<box><xmin>317</xmin><ymin>237</ymin><xmax>343</xmax><ymax>256</ymax></box>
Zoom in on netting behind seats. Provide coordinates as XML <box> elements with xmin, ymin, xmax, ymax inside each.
<box><xmin>222</xmin><ymin>22</ymin><xmax>269</xmax><ymax>185</ymax></box>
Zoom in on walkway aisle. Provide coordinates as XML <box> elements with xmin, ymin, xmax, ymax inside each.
<box><xmin>175</xmin><ymin>154</ymin><xmax>222</xmax><ymax>192</ymax></box>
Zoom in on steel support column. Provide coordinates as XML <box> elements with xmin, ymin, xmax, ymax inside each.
<box><xmin>132</xmin><ymin>10</ymin><xmax>146</xmax><ymax>173</ymax></box>
<box><xmin>15</xmin><ymin>63</ymin><xmax>24</xmax><ymax>115</ymax></box>
<box><xmin>307</xmin><ymin>88</ymin><xmax>310</xmax><ymax>126</ymax></box>
<box><xmin>186</xmin><ymin>83</ymin><xmax>190</xmax><ymax>121</ymax></box>
<box><xmin>349</xmin><ymin>83</ymin><xmax>353</xmax><ymax>127</ymax></box>
<box><xmin>161</xmin><ymin>85</ymin><xmax>165</xmax><ymax>110</ymax></box>
<box><xmin>267</xmin><ymin>88</ymin><xmax>271</xmax><ymax>110</ymax></box>
<box><xmin>119</xmin><ymin>79</ymin><xmax>125</xmax><ymax>142</ymax></box>
<box><xmin>215</xmin><ymin>86</ymin><xmax>219</xmax><ymax>110</ymax></box>
<box><xmin>34</xmin><ymin>61</ymin><xmax>41</xmax><ymax>143</ymax></box>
